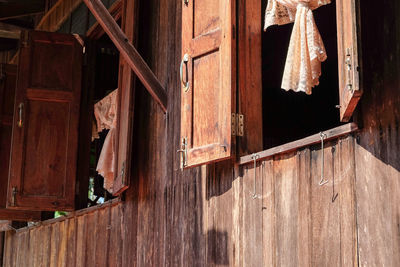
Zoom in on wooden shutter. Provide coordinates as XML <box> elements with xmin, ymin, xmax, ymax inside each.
<box><xmin>7</xmin><ymin>31</ymin><xmax>83</xmax><ymax>211</ymax></box>
<box><xmin>336</xmin><ymin>0</ymin><xmax>362</xmax><ymax>122</ymax></box>
<box><xmin>0</xmin><ymin>64</ymin><xmax>41</xmax><ymax>221</ymax></box>
<box><xmin>112</xmin><ymin>0</ymin><xmax>139</xmax><ymax>195</ymax></box>
<box><xmin>180</xmin><ymin>0</ymin><xmax>236</xmax><ymax>168</ymax></box>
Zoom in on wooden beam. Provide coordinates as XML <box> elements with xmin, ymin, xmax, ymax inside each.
<box><xmin>239</xmin><ymin>123</ymin><xmax>359</xmax><ymax>165</ymax></box>
<box><xmin>86</xmin><ymin>0</ymin><xmax>122</xmax><ymax>39</ymax></box>
<box><xmin>83</xmin><ymin>0</ymin><xmax>168</xmax><ymax>113</ymax></box>
<box><xmin>0</xmin><ymin>29</ymin><xmax>20</xmax><ymax>39</ymax></box>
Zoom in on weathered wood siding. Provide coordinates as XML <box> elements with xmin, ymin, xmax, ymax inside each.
<box><xmin>2</xmin><ymin>0</ymin><xmax>400</xmax><ymax>266</ymax></box>
<box><xmin>1</xmin><ymin>136</ymin><xmax>358</xmax><ymax>267</ymax></box>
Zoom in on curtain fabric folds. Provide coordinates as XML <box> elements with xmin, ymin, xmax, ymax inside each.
<box><xmin>94</xmin><ymin>89</ymin><xmax>118</xmax><ymax>194</ymax></box>
<box><xmin>264</xmin><ymin>0</ymin><xmax>330</xmax><ymax>94</ymax></box>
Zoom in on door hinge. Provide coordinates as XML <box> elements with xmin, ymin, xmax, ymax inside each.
<box><xmin>345</xmin><ymin>47</ymin><xmax>353</xmax><ymax>92</ymax></box>
<box><xmin>231</xmin><ymin>113</ymin><xmax>244</xmax><ymax>136</ymax></box>
<box><xmin>177</xmin><ymin>137</ymin><xmax>188</xmax><ymax>170</ymax></box>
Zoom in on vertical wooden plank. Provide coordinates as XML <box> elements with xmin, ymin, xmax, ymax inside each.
<box><xmin>16</xmin><ymin>231</ymin><xmax>29</xmax><ymax>267</ymax></box>
<box><xmin>242</xmin><ymin>162</ymin><xmax>263</xmax><ymax>266</ymax></box>
<box><xmin>232</xmin><ymin>164</ymin><xmax>243</xmax><ymax>267</ymax></box>
<box><xmin>75</xmin><ymin>215</ymin><xmax>87</xmax><ymax>267</ymax></box>
<box><xmin>238</xmin><ymin>0</ymin><xmax>263</xmax><ymax>156</ymax></box>
<box><xmin>38</xmin><ymin>225</ymin><xmax>51</xmax><ymax>267</ymax></box>
<box><xmin>85</xmin><ymin>212</ymin><xmax>98</xmax><ymax>266</ymax></box>
<box><xmin>3</xmin><ymin>231</ymin><xmax>14</xmax><ymax>267</ymax></box>
<box><xmin>311</xmin><ymin>141</ymin><xmax>341</xmax><ymax>266</ymax></box>
<box><xmin>355</xmin><ymin>139</ymin><xmax>400</xmax><ymax>266</ymax></box>
<box><xmin>297</xmin><ymin>148</ymin><xmax>312</xmax><ymax>267</ymax></box>
<box><xmin>262</xmin><ymin>159</ymin><xmax>275</xmax><ymax>267</ymax></box>
<box><xmin>66</xmin><ymin>217</ymin><xmax>77</xmax><ymax>267</ymax></box>
<box><xmin>57</xmin><ymin>221</ymin><xmax>68</xmax><ymax>267</ymax></box>
<box><xmin>95</xmin><ymin>207</ymin><xmax>111</xmax><ymax>267</ymax></box>
<box><xmin>273</xmin><ymin>152</ymin><xmax>299</xmax><ymax>267</ymax></box>
<box><xmin>108</xmin><ymin>204</ymin><xmax>122</xmax><ymax>267</ymax></box>
<box><xmin>337</xmin><ymin>136</ymin><xmax>357</xmax><ymax>266</ymax></box>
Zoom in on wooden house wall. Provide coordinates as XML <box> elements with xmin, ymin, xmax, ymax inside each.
<box><xmin>2</xmin><ymin>0</ymin><xmax>400</xmax><ymax>266</ymax></box>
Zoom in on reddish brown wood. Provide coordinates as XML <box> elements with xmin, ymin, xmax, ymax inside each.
<box><xmin>113</xmin><ymin>0</ymin><xmax>139</xmax><ymax>196</ymax></box>
<box><xmin>336</xmin><ymin>0</ymin><xmax>362</xmax><ymax>122</ymax></box>
<box><xmin>0</xmin><ymin>63</ymin><xmax>41</xmax><ymax>221</ymax></box>
<box><xmin>7</xmin><ymin>31</ymin><xmax>83</xmax><ymax>211</ymax></box>
<box><xmin>83</xmin><ymin>0</ymin><xmax>167</xmax><ymax>113</ymax></box>
<box><xmin>180</xmin><ymin>0</ymin><xmax>236</xmax><ymax>168</ymax></box>
<box><xmin>86</xmin><ymin>0</ymin><xmax>122</xmax><ymax>40</ymax></box>
<box><xmin>238</xmin><ymin>0</ymin><xmax>263</xmax><ymax>156</ymax></box>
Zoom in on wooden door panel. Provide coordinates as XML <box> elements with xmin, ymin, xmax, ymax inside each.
<box><xmin>22</xmin><ymin>100</ymin><xmax>69</xmax><ymax>197</ymax></box>
<box><xmin>336</xmin><ymin>0</ymin><xmax>362</xmax><ymax>121</ymax></box>
<box><xmin>181</xmin><ymin>0</ymin><xmax>235</xmax><ymax>168</ymax></box>
<box><xmin>30</xmin><ymin>40</ymin><xmax>74</xmax><ymax>90</ymax></box>
<box><xmin>0</xmin><ymin>64</ymin><xmax>41</xmax><ymax>221</ymax></box>
<box><xmin>8</xmin><ymin>31</ymin><xmax>82</xmax><ymax>211</ymax></box>
<box><xmin>193</xmin><ymin>0</ymin><xmax>219</xmax><ymax>37</ymax></box>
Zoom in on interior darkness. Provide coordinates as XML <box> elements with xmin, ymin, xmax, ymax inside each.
<box><xmin>262</xmin><ymin>2</ymin><xmax>343</xmax><ymax>149</ymax></box>
<box><xmin>88</xmin><ymin>33</ymin><xmax>119</xmax><ymax>205</ymax></box>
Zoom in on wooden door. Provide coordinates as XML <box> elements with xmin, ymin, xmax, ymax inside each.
<box><xmin>180</xmin><ymin>0</ymin><xmax>236</xmax><ymax>168</ymax></box>
<box><xmin>7</xmin><ymin>31</ymin><xmax>83</xmax><ymax>211</ymax></box>
<box><xmin>336</xmin><ymin>0</ymin><xmax>362</xmax><ymax>122</ymax></box>
<box><xmin>0</xmin><ymin>64</ymin><xmax>41</xmax><ymax>221</ymax></box>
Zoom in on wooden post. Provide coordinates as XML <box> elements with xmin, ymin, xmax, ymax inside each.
<box><xmin>83</xmin><ymin>0</ymin><xmax>168</xmax><ymax>113</ymax></box>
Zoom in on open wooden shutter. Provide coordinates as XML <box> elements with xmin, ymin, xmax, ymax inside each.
<box><xmin>0</xmin><ymin>64</ymin><xmax>41</xmax><ymax>221</ymax></box>
<box><xmin>336</xmin><ymin>0</ymin><xmax>362</xmax><ymax>122</ymax></box>
<box><xmin>112</xmin><ymin>0</ymin><xmax>139</xmax><ymax>195</ymax></box>
<box><xmin>7</xmin><ymin>31</ymin><xmax>83</xmax><ymax>211</ymax></box>
<box><xmin>180</xmin><ymin>0</ymin><xmax>236</xmax><ymax>168</ymax></box>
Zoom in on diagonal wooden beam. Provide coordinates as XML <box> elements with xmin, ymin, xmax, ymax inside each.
<box><xmin>83</xmin><ymin>0</ymin><xmax>168</xmax><ymax>113</ymax></box>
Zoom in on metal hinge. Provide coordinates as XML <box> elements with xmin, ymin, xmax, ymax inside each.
<box><xmin>177</xmin><ymin>137</ymin><xmax>188</xmax><ymax>170</ymax></box>
<box><xmin>231</xmin><ymin>113</ymin><xmax>244</xmax><ymax>136</ymax></box>
<box><xmin>345</xmin><ymin>47</ymin><xmax>353</xmax><ymax>92</ymax></box>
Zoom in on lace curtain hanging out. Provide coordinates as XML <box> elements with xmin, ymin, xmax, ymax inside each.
<box><xmin>264</xmin><ymin>0</ymin><xmax>331</xmax><ymax>94</ymax></box>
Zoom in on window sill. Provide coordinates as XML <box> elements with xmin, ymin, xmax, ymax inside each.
<box><xmin>239</xmin><ymin>123</ymin><xmax>358</xmax><ymax>165</ymax></box>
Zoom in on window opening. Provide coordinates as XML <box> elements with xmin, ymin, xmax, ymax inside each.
<box><xmin>262</xmin><ymin>1</ymin><xmax>344</xmax><ymax>149</ymax></box>
<box><xmin>88</xmin><ymin>33</ymin><xmax>119</xmax><ymax>207</ymax></box>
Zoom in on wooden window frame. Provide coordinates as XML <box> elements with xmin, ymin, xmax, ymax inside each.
<box><xmin>237</xmin><ymin>0</ymin><xmax>362</xmax><ymax>161</ymax></box>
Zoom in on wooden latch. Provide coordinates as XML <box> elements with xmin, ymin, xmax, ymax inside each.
<box><xmin>232</xmin><ymin>113</ymin><xmax>244</xmax><ymax>136</ymax></box>
<box><xmin>177</xmin><ymin>137</ymin><xmax>188</xmax><ymax>170</ymax></box>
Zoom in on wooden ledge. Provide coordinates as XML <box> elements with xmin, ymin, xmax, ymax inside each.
<box><xmin>13</xmin><ymin>198</ymin><xmax>122</xmax><ymax>233</ymax></box>
<box><xmin>239</xmin><ymin>123</ymin><xmax>358</xmax><ymax>165</ymax></box>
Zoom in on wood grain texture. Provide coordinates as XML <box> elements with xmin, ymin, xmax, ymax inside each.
<box><xmin>83</xmin><ymin>0</ymin><xmax>167</xmax><ymax>112</ymax></box>
<box><xmin>180</xmin><ymin>0</ymin><xmax>236</xmax><ymax>167</ymax></box>
<box><xmin>113</xmin><ymin>0</ymin><xmax>139</xmax><ymax>196</ymax></box>
<box><xmin>238</xmin><ymin>0</ymin><xmax>263</xmax><ymax>156</ymax></box>
<box><xmin>336</xmin><ymin>0</ymin><xmax>362</xmax><ymax>121</ymax></box>
<box><xmin>8</xmin><ymin>31</ymin><xmax>83</xmax><ymax>211</ymax></box>
<box><xmin>2</xmin><ymin>0</ymin><xmax>400</xmax><ymax>266</ymax></box>
<box><xmin>0</xmin><ymin>63</ymin><xmax>41</xmax><ymax>221</ymax></box>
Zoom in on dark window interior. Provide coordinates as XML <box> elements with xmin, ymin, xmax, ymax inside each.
<box><xmin>88</xmin><ymin>34</ymin><xmax>119</xmax><ymax>206</ymax></box>
<box><xmin>262</xmin><ymin>2</ymin><xmax>343</xmax><ymax>149</ymax></box>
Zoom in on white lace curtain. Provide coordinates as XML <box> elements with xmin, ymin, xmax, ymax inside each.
<box><xmin>264</xmin><ymin>0</ymin><xmax>330</xmax><ymax>94</ymax></box>
<box><xmin>93</xmin><ymin>89</ymin><xmax>118</xmax><ymax>194</ymax></box>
